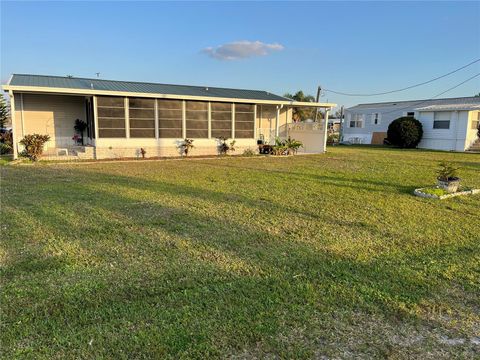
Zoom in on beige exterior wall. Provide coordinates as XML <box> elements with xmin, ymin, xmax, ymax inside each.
<box><xmin>256</xmin><ymin>105</ymin><xmax>292</xmax><ymax>144</ymax></box>
<box><xmin>466</xmin><ymin>110</ymin><xmax>480</xmax><ymax>149</ymax></box>
<box><xmin>93</xmin><ymin>138</ymin><xmax>257</xmax><ymax>159</ymax></box>
<box><xmin>15</xmin><ymin>93</ymin><xmax>86</xmax><ymax>149</ymax></box>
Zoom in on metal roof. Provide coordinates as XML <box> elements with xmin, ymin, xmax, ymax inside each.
<box><xmin>347</xmin><ymin>96</ymin><xmax>480</xmax><ymax>111</ymax></box>
<box><xmin>7</xmin><ymin>74</ymin><xmax>292</xmax><ymax>102</ymax></box>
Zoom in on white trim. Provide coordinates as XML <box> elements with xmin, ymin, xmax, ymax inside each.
<box><xmin>275</xmin><ymin>106</ymin><xmax>280</xmax><ymax>137</ymax></box>
<box><xmin>124</xmin><ymin>97</ymin><xmax>130</xmax><ymax>138</ymax></box>
<box><xmin>253</xmin><ymin>104</ymin><xmax>257</xmax><ymax>139</ymax></box>
<box><xmin>208</xmin><ymin>102</ymin><xmax>212</xmax><ymax>139</ymax></box>
<box><xmin>93</xmin><ymin>95</ymin><xmax>99</xmax><ymax>141</ymax></box>
<box><xmin>231</xmin><ymin>103</ymin><xmax>235</xmax><ymax>139</ymax></box>
<box><xmin>323</xmin><ymin>109</ymin><xmax>330</xmax><ymax>151</ymax></box>
<box><xmin>182</xmin><ymin>100</ymin><xmax>186</xmax><ymax>139</ymax></box>
<box><xmin>2</xmin><ymin>85</ymin><xmax>336</xmax><ymax>108</ymax></box>
<box><xmin>154</xmin><ymin>99</ymin><xmax>159</xmax><ymax>140</ymax></box>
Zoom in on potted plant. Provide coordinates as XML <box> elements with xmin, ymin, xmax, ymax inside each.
<box><xmin>74</xmin><ymin>119</ymin><xmax>87</xmax><ymax>145</ymax></box>
<box><xmin>180</xmin><ymin>138</ymin><xmax>194</xmax><ymax>156</ymax></box>
<box><xmin>437</xmin><ymin>161</ymin><xmax>460</xmax><ymax>193</ymax></box>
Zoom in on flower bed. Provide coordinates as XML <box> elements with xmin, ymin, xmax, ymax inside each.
<box><xmin>414</xmin><ymin>186</ymin><xmax>479</xmax><ymax>200</ymax></box>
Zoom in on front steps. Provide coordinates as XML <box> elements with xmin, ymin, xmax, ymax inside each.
<box><xmin>467</xmin><ymin>138</ymin><xmax>480</xmax><ymax>153</ymax></box>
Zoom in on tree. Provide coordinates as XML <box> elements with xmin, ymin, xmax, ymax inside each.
<box><xmin>386</xmin><ymin>117</ymin><xmax>423</xmax><ymax>148</ymax></box>
<box><xmin>475</xmin><ymin>92</ymin><xmax>480</xmax><ymax>97</ymax></box>
<box><xmin>0</xmin><ymin>95</ymin><xmax>9</xmax><ymax>129</ymax></box>
<box><xmin>283</xmin><ymin>91</ymin><xmax>320</xmax><ymax>122</ymax></box>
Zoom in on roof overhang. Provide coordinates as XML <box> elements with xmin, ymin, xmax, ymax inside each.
<box><xmin>2</xmin><ymin>84</ymin><xmax>336</xmax><ymax>108</ymax></box>
<box><xmin>415</xmin><ymin>105</ymin><xmax>480</xmax><ymax>111</ymax></box>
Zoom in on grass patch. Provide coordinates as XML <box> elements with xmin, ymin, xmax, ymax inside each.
<box><xmin>1</xmin><ymin>147</ymin><xmax>479</xmax><ymax>358</ymax></box>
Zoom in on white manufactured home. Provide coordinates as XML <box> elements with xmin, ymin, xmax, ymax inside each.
<box><xmin>2</xmin><ymin>74</ymin><xmax>336</xmax><ymax>160</ymax></box>
<box><xmin>343</xmin><ymin>97</ymin><xmax>480</xmax><ymax>152</ymax></box>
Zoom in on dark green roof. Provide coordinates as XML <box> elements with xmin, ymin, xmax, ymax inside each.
<box><xmin>8</xmin><ymin>74</ymin><xmax>291</xmax><ymax>102</ymax></box>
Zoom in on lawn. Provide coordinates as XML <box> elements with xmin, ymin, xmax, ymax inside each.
<box><xmin>1</xmin><ymin>146</ymin><xmax>479</xmax><ymax>359</ymax></box>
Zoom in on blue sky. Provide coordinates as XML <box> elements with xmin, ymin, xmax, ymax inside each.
<box><xmin>1</xmin><ymin>1</ymin><xmax>479</xmax><ymax>108</ymax></box>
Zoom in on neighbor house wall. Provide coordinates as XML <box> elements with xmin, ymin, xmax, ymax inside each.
<box><xmin>417</xmin><ymin>111</ymin><xmax>469</xmax><ymax>151</ymax></box>
<box><xmin>14</xmin><ymin>93</ymin><xmax>86</xmax><ymax>149</ymax></box>
<box><xmin>343</xmin><ymin>106</ymin><xmax>413</xmax><ymax>144</ymax></box>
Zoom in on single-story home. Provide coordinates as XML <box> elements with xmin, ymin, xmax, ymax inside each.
<box><xmin>2</xmin><ymin>74</ymin><xmax>336</xmax><ymax>160</ymax></box>
<box><xmin>342</xmin><ymin>96</ymin><xmax>480</xmax><ymax>152</ymax></box>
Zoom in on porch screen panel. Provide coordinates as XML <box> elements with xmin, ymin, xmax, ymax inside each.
<box><xmin>235</xmin><ymin>103</ymin><xmax>255</xmax><ymax>138</ymax></box>
<box><xmin>158</xmin><ymin>99</ymin><xmax>182</xmax><ymax>138</ymax></box>
<box><xmin>97</xmin><ymin>96</ymin><xmax>126</xmax><ymax>138</ymax></box>
<box><xmin>211</xmin><ymin>102</ymin><xmax>232</xmax><ymax>138</ymax></box>
<box><xmin>186</xmin><ymin>101</ymin><xmax>208</xmax><ymax>138</ymax></box>
<box><xmin>129</xmin><ymin>98</ymin><xmax>155</xmax><ymax>138</ymax></box>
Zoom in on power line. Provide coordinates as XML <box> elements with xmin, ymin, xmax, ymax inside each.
<box><xmin>324</xmin><ymin>58</ymin><xmax>480</xmax><ymax>96</ymax></box>
<box><xmin>380</xmin><ymin>72</ymin><xmax>480</xmax><ymax>115</ymax></box>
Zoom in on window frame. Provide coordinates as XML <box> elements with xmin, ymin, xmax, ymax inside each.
<box><xmin>433</xmin><ymin>111</ymin><xmax>451</xmax><ymax>130</ymax></box>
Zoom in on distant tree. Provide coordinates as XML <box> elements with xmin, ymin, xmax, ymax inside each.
<box><xmin>283</xmin><ymin>91</ymin><xmax>320</xmax><ymax>121</ymax></box>
<box><xmin>0</xmin><ymin>95</ymin><xmax>8</xmax><ymax>129</ymax></box>
<box><xmin>475</xmin><ymin>92</ymin><xmax>480</xmax><ymax>97</ymax></box>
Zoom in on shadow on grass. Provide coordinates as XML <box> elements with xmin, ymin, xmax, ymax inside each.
<box><xmin>2</xmin><ymin>165</ymin><xmax>479</xmax><ymax>357</ymax></box>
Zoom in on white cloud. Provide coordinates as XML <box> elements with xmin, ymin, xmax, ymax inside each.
<box><xmin>202</xmin><ymin>40</ymin><xmax>284</xmax><ymax>61</ymax></box>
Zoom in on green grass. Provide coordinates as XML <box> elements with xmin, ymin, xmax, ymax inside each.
<box><xmin>421</xmin><ymin>187</ymin><xmax>449</xmax><ymax>197</ymax></box>
<box><xmin>1</xmin><ymin>146</ymin><xmax>479</xmax><ymax>359</ymax></box>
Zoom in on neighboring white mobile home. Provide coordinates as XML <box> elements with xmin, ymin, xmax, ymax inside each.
<box><xmin>2</xmin><ymin>74</ymin><xmax>336</xmax><ymax>160</ymax></box>
<box><xmin>343</xmin><ymin>97</ymin><xmax>480</xmax><ymax>152</ymax></box>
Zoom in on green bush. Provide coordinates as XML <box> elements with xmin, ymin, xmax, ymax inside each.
<box><xmin>386</xmin><ymin>117</ymin><xmax>423</xmax><ymax>148</ymax></box>
<box><xmin>19</xmin><ymin>134</ymin><xmax>50</xmax><ymax>161</ymax></box>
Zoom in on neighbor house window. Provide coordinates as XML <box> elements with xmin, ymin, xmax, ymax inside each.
<box><xmin>472</xmin><ymin>112</ymin><xmax>480</xmax><ymax>130</ymax></box>
<box><xmin>371</xmin><ymin>113</ymin><xmax>381</xmax><ymax>125</ymax></box>
<box><xmin>158</xmin><ymin>99</ymin><xmax>182</xmax><ymax>138</ymax></box>
<box><xmin>433</xmin><ymin>112</ymin><xmax>451</xmax><ymax>129</ymax></box>
<box><xmin>186</xmin><ymin>101</ymin><xmax>208</xmax><ymax>138</ymax></box>
<box><xmin>96</xmin><ymin>96</ymin><xmax>126</xmax><ymax>138</ymax></box>
<box><xmin>349</xmin><ymin>114</ymin><xmax>363</xmax><ymax>128</ymax></box>
<box><xmin>211</xmin><ymin>102</ymin><xmax>232</xmax><ymax>139</ymax></box>
<box><xmin>406</xmin><ymin>112</ymin><xmax>415</xmax><ymax>117</ymax></box>
<box><xmin>235</xmin><ymin>103</ymin><xmax>255</xmax><ymax>138</ymax></box>
<box><xmin>129</xmin><ymin>98</ymin><xmax>155</xmax><ymax>138</ymax></box>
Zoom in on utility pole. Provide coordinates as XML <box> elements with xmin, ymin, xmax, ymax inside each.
<box><xmin>313</xmin><ymin>85</ymin><xmax>321</xmax><ymax>122</ymax></box>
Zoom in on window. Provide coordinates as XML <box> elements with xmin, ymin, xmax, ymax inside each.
<box><xmin>96</xmin><ymin>96</ymin><xmax>126</xmax><ymax>138</ymax></box>
<box><xmin>472</xmin><ymin>112</ymin><xmax>480</xmax><ymax>130</ymax></box>
<box><xmin>433</xmin><ymin>112</ymin><xmax>451</xmax><ymax>129</ymax></box>
<box><xmin>349</xmin><ymin>114</ymin><xmax>363</xmax><ymax>128</ymax></box>
<box><xmin>211</xmin><ymin>102</ymin><xmax>232</xmax><ymax>138</ymax></box>
<box><xmin>235</xmin><ymin>103</ymin><xmax>255</xmax><ymax>138</ymax></box>
<box><xmin>371</xmin><ymin>113</ymin><xmax>381</xmax><ymax>125</ymax></box>
<box><xmin>158</xmin><ymin>99</ymin><xmax>182</xmax><ymax>138</ymax></box>
<box><xmin>129</xmin><ymin>98</ymin><xmax>155</xmax><ymax>138</ymax></box>
<box><xmin>406</xmin><ymin>112</ymin><xmax>415</xmax><ymax>117</ymax></box>
<box><xmin>186</xmin><ymin>101</ymin><xmax>208</xmax><ymax>138</ymax></box>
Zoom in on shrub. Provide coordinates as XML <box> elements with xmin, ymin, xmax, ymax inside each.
<box><xmin>284</xmin><ymin>136</ymin><xmax>303</xmax><ymax>154</ymax></box>
<box><xmin>19</xmin><ymin>134</ymin><xmax>50</xmax><ymax>161</ymax></box>
<box><xmin>0</xmin><ymin>131</ymin><xmax>13</xmax><ymax>154</ymax></box>
<box><xmin>386</xmin><ymin>117</ymin><xmax>423</xmax><ymax>148</ymax></box>
<box><xmin>180</xmin><ymin>138</ymin><xmax>194</xmax><ymax>156</ymax></box>
<box><xmin>242</xmin><ymin>148</ymin><xmax>257</xmax><ymax>157</ymax></box>
<box><xmin>218</xmin><ymin>138</ymin><xmax>236</xmax><ymax>155</ymax></box>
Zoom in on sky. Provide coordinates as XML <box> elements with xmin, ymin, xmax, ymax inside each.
<box><xmin>1</xmin><ymin>1</ymin><xmax>479</xmax><ymax>108</ymax></box>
